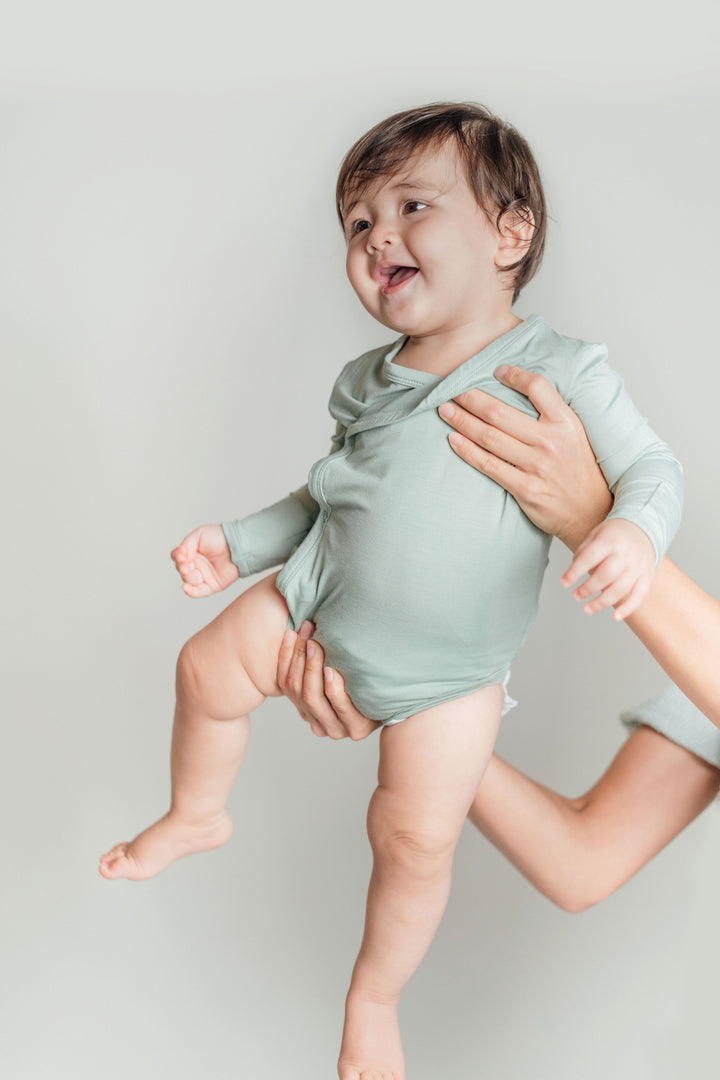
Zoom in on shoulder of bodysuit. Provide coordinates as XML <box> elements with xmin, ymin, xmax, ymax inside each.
<box><xmin>341</xmin><ymin>340</ymin><xmax>396</xmax><ymax>379</ymax></box>
<box><xmin>330</xmin><ymin>340</ymin><xmax>398</xmax><ymax>399</ymax></box>
<box><xmin>526</xmin><ymin>318</ymin><xmax>609</xmax><ymax>401</ymax></box>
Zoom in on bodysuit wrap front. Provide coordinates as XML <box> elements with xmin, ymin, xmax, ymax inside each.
<box><xmin>222</xmin><ymin>315</ymin><xmax>683</xmax><ymax>725</ymax></box>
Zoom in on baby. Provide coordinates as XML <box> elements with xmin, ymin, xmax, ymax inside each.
<box><xmin>99</xmin><ymin>103</ymin><xmax>683</xmax><ymax>1080</ymax></box>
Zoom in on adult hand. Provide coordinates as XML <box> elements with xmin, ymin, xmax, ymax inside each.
<box><xmin>437</xmin><ymin>364</ymin><xmax>613</xmax><ymax>552</ymax></box>
<box><xmin>276</xmin><ymin>621</ymin><xmax>382</xmax><ymax>741</ymax></box>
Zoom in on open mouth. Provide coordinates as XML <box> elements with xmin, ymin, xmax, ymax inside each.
<box><xmin>378</xmin><ymin>265</ymin><xmax>419</xmax><ymax>294</ymax></box>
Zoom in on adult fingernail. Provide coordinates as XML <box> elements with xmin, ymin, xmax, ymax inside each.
<box><xmin>449</xmin><ymin>433</ymin><xmax>463</xmax><ymax>446</ymax></box>
<box><xmin>282</xmin><ymin>630</ymin><xmax>293</xmax><ymax>647</ymax></box>
<box><xmin>307</xmin><ymin>642</ymin><xmax>315</xmax><ymax>658</ymax></box>
<box><xmin>299</xmin><ymin>621</ymin><xmax>313</xmax><ymax>638</ymax></box>
<box><xmin>438</xmin><ymin>403</ymin><xmax>454</xmax><ymax>419</ymax></box>
<box><xmin>495</xmin><ymin>365</ymin><xmax>508</xmax><ymax>378</ymax></box>
<box><xmin>324</xmin><ymin>667</ymin><xmax>334</xmax><ymax>682</ymax></box>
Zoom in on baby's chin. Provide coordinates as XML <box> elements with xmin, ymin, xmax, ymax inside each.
<box><xmin>362</xmin><ymin>302</ymin><xmax>432</xmax><ymax>338</ymax></box>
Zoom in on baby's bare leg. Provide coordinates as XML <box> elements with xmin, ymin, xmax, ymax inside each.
<box><xmin>99</xmin><ymin>572</ymin><xmax>289</xmax><ymax>881</ymax></box>
<box><xmin>337</xmin><ymin>684</ymin><xmax>503</xmax><ymax>1080</ymax></box>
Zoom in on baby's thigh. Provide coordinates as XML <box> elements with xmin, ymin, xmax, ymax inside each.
<box><xmin>372</xmin><ymin>685</ymin><xmax>504</xmax><ymax>843</ymax></box>
<box><xmin>184</xmin><ymin>571</ymin><xmax>290</xmax><ymax>707</ymax></box>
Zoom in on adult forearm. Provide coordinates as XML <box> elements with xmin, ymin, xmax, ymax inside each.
<box><xmin>469</xmin><ymin>728</ymin><xmax>720</xmax><ymax>912</ymax></box>
<box><xmin>624</xmin><ymin>558</ymin><xmax>720</xmax><ymax>728</ymax></box>
<box><xmin>467</xmin><ymin>755</ymin><xmax>596</xmax><ymax>912</ymax></box>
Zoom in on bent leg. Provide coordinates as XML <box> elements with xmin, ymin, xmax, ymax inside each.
<box><xmin>99</xmin><ymin>572</ymin><xmax>290</xmax><ymax>881</ymax></box>
<box><xmin>338</xmin><ymin>683</ymin><xmax>503</xmax><ymax>1080</ymax></box>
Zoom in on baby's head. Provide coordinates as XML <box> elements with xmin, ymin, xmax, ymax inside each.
<box><xmin>336</xmin><ymin>102</ymin><xmax>546</xmax><ymax>334</ymax></box>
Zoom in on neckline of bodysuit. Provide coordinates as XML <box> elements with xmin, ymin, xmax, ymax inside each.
<box><xmin>382</xmin><ymin>314</ymin><xmax>544</xmax><ymax>388</ymax></box>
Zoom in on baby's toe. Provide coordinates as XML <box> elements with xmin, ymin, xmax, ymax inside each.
<box><xmin>98</xmin><ymin>843</ymin><xmax>133</xmax><ymax>877</ymax></box>
<box><xmin>99</xmin><ymin>842</ymin><xmax>126</xmax><ymax>863</ymax></box>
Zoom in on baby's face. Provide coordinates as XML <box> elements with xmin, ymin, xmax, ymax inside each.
<box><xmin>343</xmin><ymin>141</ymin><xmax>509</xmax><ymax>338</ymax></box>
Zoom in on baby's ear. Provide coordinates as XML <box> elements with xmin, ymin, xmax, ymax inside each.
<box><xmin>495</xmin><ymin>205</ymin><xmax>535</xmax><ymax>268</ymax></box>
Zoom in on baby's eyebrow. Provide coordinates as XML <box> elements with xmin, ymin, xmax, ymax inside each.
<box><xmin>391</xmin><ymin>178</ymin><xmax>437</xmax><ymax>193</ymax></box>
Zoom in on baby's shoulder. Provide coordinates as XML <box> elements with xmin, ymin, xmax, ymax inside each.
<box><xmin>327</xmin><ymin>339</ymin><xmax>398</xmax><ymax>425</ymax></box>
<box><xmin>335</xmin><ymin>341</ymin><xmax>393</xmax><ymax>386</ymax></box>
<box><xmin>522</xmin><ymin>318</ymin><xmax>610</xmax><ymax>401</ymax></box>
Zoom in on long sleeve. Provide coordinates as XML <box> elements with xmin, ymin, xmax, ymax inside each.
<box><xmin>220</xmin><ymin>420</ymin><xmax>346</xmax><ymax>577</ymax></box>
<box><xmin>565</xmin><ymin>345</ymin><xmax>683</xmax><ymax>565</ymax></box>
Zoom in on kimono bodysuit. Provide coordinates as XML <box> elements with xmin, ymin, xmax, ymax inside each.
<box><xmin>222</xmin><ymin>315</ymin><xmax>683</xmax><ymax>725</ymax></box>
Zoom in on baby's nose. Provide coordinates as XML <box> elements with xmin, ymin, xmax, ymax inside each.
<box><xmin>366</xmin><ymin>219</ymin><xmax>399</xmax><ymax>251</ymax></box>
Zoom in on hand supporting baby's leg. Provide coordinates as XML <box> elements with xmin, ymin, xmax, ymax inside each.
<box><xmin>99</xmin><ymin>572</ymin><xmax>289</xmax><ymax>881</ymax></box>
<box><xmin>337</xmin><ymin>684</ymin><xmax>504</xmax><ymax>1080</ymax></box>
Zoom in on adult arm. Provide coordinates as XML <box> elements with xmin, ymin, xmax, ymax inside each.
<box><xmin>624</xmin><ymin>559</ymin><xmax>720</xmax><ymax>728</ymax></box>
<box><xmin>280</xmin><ymin>366</ymin><xmax>720</xmax><ymax>730</ymax></box>
<box><xmin>440</xmin><ymin>366</ymin><xmax>720</xmax><ymax>727</ymax></box>
<box><xmin>467</xmin><ymin>724</ymin><xmax>719</xmax><ymax>912</ymax></box>
<box><xmin>276</xmin><ymin>367</ymin><xmax>720</xmax><ymax>910</ymax></box>
<box><xmin>278</xmin><ymin>629</ymin><xmax>720</xmax><ymax>908</ymax></box>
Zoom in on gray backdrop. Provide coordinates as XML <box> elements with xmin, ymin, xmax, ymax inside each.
<box><xmin>2</xmin><ymin>2</ymin><xmax>719</xmax><ymax>1077</ymax></box>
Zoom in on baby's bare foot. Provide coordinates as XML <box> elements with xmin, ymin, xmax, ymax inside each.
<box><xmin>98</xmin><ymin>810</ymin><xmax>232</xmax><ymax>881</ymax></box>
<box><xmin>337</xmin><ymin>989</ymin><xmax>404</xmax><ymax>1080</ymax></box>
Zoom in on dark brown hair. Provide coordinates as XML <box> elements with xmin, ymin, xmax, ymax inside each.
<box><xmin>336</xmin><ymin>101</ymin><xmax>546</xmax><ymax>302</ymax></box>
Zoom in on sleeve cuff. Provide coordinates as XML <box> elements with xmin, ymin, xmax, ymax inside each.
<box><xmin>620</xmin><ymin>682</ymin><xmax>720</xmax><ymax>768</ymax></box>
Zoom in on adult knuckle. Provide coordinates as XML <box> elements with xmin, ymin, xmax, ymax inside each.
<box><xmin>482</xmin><ymin>423</ymin><xmax>501</xmax><ymax>450</ymax></box>
<box><xmin>521</xmin><ymin>475</ymin><xmax>539</xmax><ymax>499</ymax></box>
<box><xmin>484</xmin><ymin>400</ymin><xmax>503</xmax><ymax>424</ymax></box>
<box><xmin>472</xmin><ymin>447</ymin><xmax>494</xmax><ymax>473</ymax></box>
<box><xmin>539</xmin><ymin>432</ymin><xmax>559</xmax><ymax>457</ymax></box>
<box><xmin>287</xmin><ymin>674</ymin><xmax>302</xmax><ymax>697</ymax></box>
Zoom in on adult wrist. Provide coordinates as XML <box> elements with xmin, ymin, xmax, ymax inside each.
<box><xmin>558</xmin><ymin>496</ymin><xmax>613</xmax><ymax>553</ymax></box>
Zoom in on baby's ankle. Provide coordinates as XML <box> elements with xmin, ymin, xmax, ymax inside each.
<box><xmin>346</xmin><ymin>981</ymin><xmax>401</xmax><ymax>1008</ymax></box>
<box><xmin>167</xmin><ymin>806</ymin><xmax>232</xmax><ymax>830</ymax></box>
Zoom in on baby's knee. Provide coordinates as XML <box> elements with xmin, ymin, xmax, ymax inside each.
<box><xmin>175</xmin><ymin>634</ymin><xmax>266</xmax><ymax>720</ymax></box>
<box><xmin>175</xmin><ymin>638</ymin><xmax>217</xmax><ymax>708</ymax></box>
<box><xmin>366</xmin><ymin>787</ymin><xmax>459</xmax><ymax>872</ymax></box>
<box><xmin>175</xmin><ymin>639</ymin><xmax>204</xmax><ymax>698</ymax></box>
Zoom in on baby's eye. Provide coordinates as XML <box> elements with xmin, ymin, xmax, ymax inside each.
<box><xmin>403</xmin><ymin>200</ymin><xmax>428</xmax><ymax>214</ymax></box>
<box><xmin>348</xmin><ymin>218</ymin><xmax>370</xmax><ymax>236</ymax></box>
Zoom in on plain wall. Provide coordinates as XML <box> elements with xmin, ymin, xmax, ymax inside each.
<box><xmin>2</xmin><ymin>2</ymin><xmax>719</xmax><ymax>1077</ymax></box>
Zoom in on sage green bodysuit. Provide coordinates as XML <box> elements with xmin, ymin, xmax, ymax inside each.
<box><xmin>222</xmin><ymin>316</ymin><xmax>683</xmax><ymax>725</ymax></box>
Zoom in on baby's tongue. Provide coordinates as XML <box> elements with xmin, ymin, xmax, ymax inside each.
<box><xmin>391</xmin><ymin>266</ymin><xmax>417</xmax><ymax>285</ymax></box>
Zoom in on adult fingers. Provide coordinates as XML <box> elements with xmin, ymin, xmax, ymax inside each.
<box><xmin>276</xmin><ymin>626</ymin><xmax>299</xmax><ymax>691</ymax></box>
<box><xmin>444</xmin><ymin>426</ymin><xmax>531</xmax><ymax>502</ymax></box>
<box><xmin>278</xmin><ymin>622</ymin><xmax>313</xmax><ymax>700</ymax></box>
<box><xmin>322</xmin><ymin>668</ymin><xmax>383</xmax><ymax>741</ymax></box>
<box><xmin>439</xmin><ymin>397</ymin><xmax>536</xmax><ymax>471</ymax></box>
<box><xmin>277</xmin><ymin>628</ymin><xmax>331</xmax><ymax>737</ymax></box>
<box><xmin>301</xmin><ymin>639</ymin><xmax>351</xmax><ymax>740</ymax></box>
<box><xmin>447</xmin><ymin>386</ymin><xmax>538</xmax><ymax>445</ymax></box>
<box><xmin>493</xmin><ymin>364</ymin><xmax>576</xmax><ymax>424</ymax></box>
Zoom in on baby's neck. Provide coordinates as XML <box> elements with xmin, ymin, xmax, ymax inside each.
<box><xmin>394</xmin><ymin>311</ymin><xmax>522</xmax><ymax>377</ymax></box>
